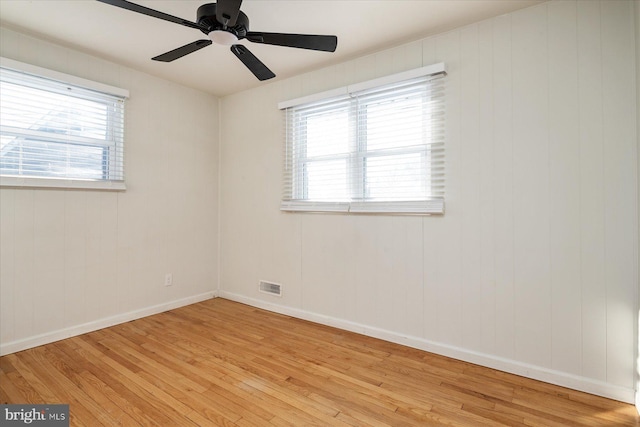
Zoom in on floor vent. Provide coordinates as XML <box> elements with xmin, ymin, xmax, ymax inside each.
<box><xmin>259</xmin><ymin>280</ymin><xmax>282</xmax><ymax>297</ymax></box>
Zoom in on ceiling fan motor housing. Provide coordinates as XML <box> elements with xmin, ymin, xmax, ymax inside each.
<box><xmin>197</xmin><ymin>3</ymin><xmax>249</xmax><ymax>38</ymax></box>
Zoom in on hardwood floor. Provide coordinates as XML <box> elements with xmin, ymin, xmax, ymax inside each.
<box><xmin>1</xmin><ymin>298</ymin><xmax>638</xmax><ymax>426</ymax></box>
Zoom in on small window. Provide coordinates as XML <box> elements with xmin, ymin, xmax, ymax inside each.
<box><xmin>0</xmin><ymin>58</ymin><xmax>127</xmax><ymax>190</ymax></box>
<box><xmin>280</xmin><ymin>64</ymin><xmax>446</xmax><ymax>214</ymax></box>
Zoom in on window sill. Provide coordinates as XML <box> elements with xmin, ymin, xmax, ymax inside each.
<box><xmin>281</xmin><ymin>199</ymin><xmax>444</xmax><ymax>215</ymax></box>
<box><xmin>0</xmin><ymin>176</ymin><xmax>126</xmax><ymax>191</ymax></box>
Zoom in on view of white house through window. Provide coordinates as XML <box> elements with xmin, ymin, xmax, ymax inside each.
<box><xmin>281</xmin><ymin>63</ymin><xmax>446</xmax><ymax>214</ymax></box>
<box><xmin>0</xmin><ymin>60</ymin><xmax>127</xmax><ymax>189</ymax></box>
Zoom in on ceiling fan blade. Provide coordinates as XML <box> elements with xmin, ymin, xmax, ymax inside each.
<box><xmin>245</xmin><ymin>32</ymin><xmax>337</xmax><ymax>52</ymax></box>
<box><xmin>230</xmin><ymin>45</ymin><xmax>275</xmax><ymax>81</ymax></box>
<box><xmin>96</xmin><ymin>0</ymin><xmax>205</xmax><ymax>30</ymax></box>
<box><xmin>216</xmin><ymin>0</ymin><xmax>243</xmax><ymax>27</ymax></box>
<box><xmin>152</xmin><ymin>40</ymin><xmax>213</xmax><ymax>62</ymax></box>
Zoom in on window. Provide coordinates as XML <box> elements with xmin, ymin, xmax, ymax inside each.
<box><xmin>0</xmin><ymin>58</ymin><xmax>128</xmax><ymax>190</ymax></box>
<box><xmin>280</xmin><ymin>63</ymin><xmax>446</xmax><ymax>214</ymax></box>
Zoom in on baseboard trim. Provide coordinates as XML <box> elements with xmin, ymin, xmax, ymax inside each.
<box><xmin>0</xmin><ymin>291</ymin><xmax>217</xmax><ymax>356</ymax></box>
<box><xmin>219</xmin><ymin>290</ymin><xmax>635</xmax><ymax>404</ymax></box>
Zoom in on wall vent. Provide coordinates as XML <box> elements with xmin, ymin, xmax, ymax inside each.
<box><xmin>259</xmin><ymin>280</ymin><xmax>282</xmax><ymax>297</ymax></box>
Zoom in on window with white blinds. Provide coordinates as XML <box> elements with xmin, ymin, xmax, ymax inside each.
<box><xmin>0</xmin><ymin>58</ymin><xmax>128</xmax><ymax>190</ymax></box>
<box><xmin>280</xmin><ymin>63</ymin><xmax>446</xmax><ymax>214</ymax></box>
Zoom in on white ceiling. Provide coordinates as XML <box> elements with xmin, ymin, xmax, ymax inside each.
<box><xmin>0</xmin><ymin>0</ymin><xmax>542</xmax><ymax>97</ymax></box>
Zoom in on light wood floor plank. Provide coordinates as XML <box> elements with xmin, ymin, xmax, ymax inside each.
<box><xmin>1</xmin><ymin>298</ymin><xmax>638</xmax><ymax>426</ymax></box>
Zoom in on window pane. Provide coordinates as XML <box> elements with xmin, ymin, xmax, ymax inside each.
<box><xmin>306</xmin><ymin>108</ymin><xmax>349</xmax><ymax>157</ymax></box>
<box><xmin>365</xmin><ymin>152</ymin><xmax>427</xmax><ymax>200</ymax></box>
<box><xmin>0</xmin><ymin>139</ymin><xmax>106</xmax><ymax>180</ymax></box>
<box><xmin>364</xmin><ymin>96</ymin><xmax>424</xmax><ymax>151</ymax></box>
<box><xmin>1</xmin><ymin>82</ymin><xmax>109</xmax><ymax>141</ymax></box>
<box><xmin>306</xmin><ymin>159</ymin><xmax>349</xmax><ymax>201</ymax></box>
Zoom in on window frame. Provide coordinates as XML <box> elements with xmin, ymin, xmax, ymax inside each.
<box><xmin>280</xmin><ymin>63</ymin><xmax>446</xmax><ymax>215</ymax></box>
<box><xmin>0</xmin><ymin>57</ymin><xmax>129</xmax><ymax>191</ymax></box>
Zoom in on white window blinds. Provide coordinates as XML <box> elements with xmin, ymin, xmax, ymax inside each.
<box><xmin>280</xmin><ymin>63</ymin><xmax>446</xmax><ymax>214</ymax></box>
<box><xmin>0</xmin><ymin>58</ymin><xmax>127</xmax><ymax>190</ymax></box>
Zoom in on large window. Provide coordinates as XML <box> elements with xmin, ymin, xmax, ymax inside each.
<box><xmin>280</xmin><ymin>63</ymin><xmax>446</xmax><ymax>214</ymax></box>
<box><xmin>0</xmin><ymin>58</ymin><xmax>128</xmax><ymax>190</ymax></box>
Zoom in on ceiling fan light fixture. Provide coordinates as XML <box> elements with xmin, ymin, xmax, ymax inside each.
<box><xmin>209</xmin><ymin>30</ymin><xmax>238</xmax><ymax>45</ymax></box>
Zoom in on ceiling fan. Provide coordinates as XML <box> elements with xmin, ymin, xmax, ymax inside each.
<box><xmin>96</xmin><ymin>0</ymin><xmax>338</xmax><ymax>81</ymax></box>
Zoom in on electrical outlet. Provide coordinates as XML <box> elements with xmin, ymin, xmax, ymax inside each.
<box><xmin>164</xmin><ymin>273</ymin><xmax>173</xmax><ymax>286</ymax></box>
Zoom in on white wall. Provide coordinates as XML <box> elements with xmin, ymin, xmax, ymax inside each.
<box><xmin>0</xmin><ymin>27</ymin><xmax>220</xmax><ymax>354</ymax></box>
<box><xmin>219</xmin><ymin>0</ymin><xmax>638</xmax><ymax>403</ymax></box>
<box><xmin>635</xmin><ymin>0</ymin><xmax>640</xmax><ymax>410</ymax></box>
